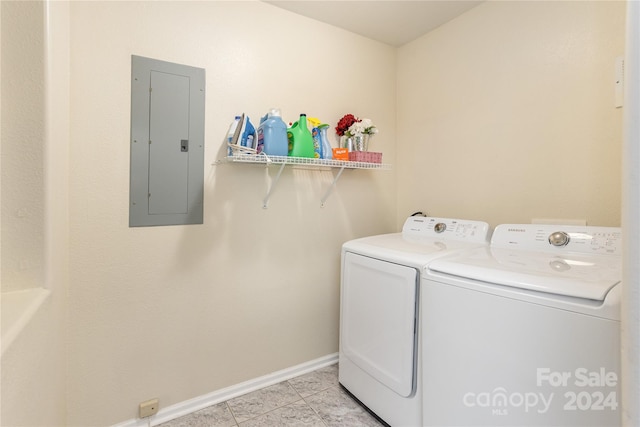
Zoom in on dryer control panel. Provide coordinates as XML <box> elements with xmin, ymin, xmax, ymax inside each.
<box><xmin>402</xmin><ymin>217</ymin><xmax>490</xmax><ymax>243</ymax></box>
<box><xmin>491</xmin><ymin>224</ymin><xmax>622</xmax><ymax>255</ymax></box>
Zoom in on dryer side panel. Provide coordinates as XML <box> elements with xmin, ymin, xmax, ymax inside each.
<box><xmin>340</xmin><ymin>252</ymin><xmax>418</xmax><ymax>397</ymax></box>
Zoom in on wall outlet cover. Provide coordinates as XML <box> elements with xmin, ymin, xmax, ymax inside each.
<box><xmin>139</xmin><ymin>398</ymin><xmax>159</xmax><ymax>418</ymax></box>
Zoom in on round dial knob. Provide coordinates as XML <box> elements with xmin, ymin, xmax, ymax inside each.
<box><xmin>434</xmin><ymin>223</ymin><xmax>447</xmax><ymax>233</ymax></box>
<box><xmin>548</xmin><ymin>231</ymin><xmax>570</xmax><ymax>247</ymax></box>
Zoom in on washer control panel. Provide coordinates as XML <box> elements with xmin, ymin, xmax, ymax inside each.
<box><xmin>492</xmin><ymin>224</ymin><xmax>622</xmax><ymax>255</ymax></box>
<box><xmin>402</xmin><ymin>217</ymin><xmax>490</xmax><ymax>242</ymax></box>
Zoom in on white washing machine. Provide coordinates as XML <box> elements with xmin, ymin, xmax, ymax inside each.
<box><xmin>339</xmin><ymin>216</ymin><xmax>490</xmax><ymax>427</ymax></box>
<box><xmin>422</xmin><ymin>224</ymin><xmax>622</xmax><ymax>427</ymax></box>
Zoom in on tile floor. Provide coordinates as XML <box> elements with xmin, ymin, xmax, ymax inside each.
<box><xmin>158</xmin><ymin>364</ymin><xmax>385</xmax><ymax>427</ymax></box>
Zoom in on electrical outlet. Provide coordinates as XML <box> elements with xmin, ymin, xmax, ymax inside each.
<box><xmin>139</xmin><ymin>398</ymin><xmax>159</xmax><ymax>418</ymax></box>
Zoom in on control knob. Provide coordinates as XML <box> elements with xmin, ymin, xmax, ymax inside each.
<box><xmin>434</xmin><ymin>223</ymin><xmax>447</xmax><ymax>233</ymax></box>
<box><xmin>548</xmin><ymin>231</ymin><xmax>570</xmax><ymax>247</ymax></box>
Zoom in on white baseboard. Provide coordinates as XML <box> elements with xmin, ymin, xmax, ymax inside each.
<box><xmin>113</xmin><ymin>353</ymin><xmax>338</xmax><ymax>427</ymax></box>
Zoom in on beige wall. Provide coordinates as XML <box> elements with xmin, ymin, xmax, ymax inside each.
<box><xmin>397</xmin><ymin>1</ymin><xmax>625</xmax><ymax>228</ymax></box>
<box><xmin>67</xmin><ymin>1</ymin><xmax>396</xmax><ymax>425</ymax></box>
<box><xmin>1</xmin><ymin>1</ymin><xmax>69</xmax><ymax>426</ymax></box>
<box><xmin>1</xmin><ymin>1</ymin><xmax>628</xmax><ymax>426</ymax></box>
<box><xmin>1</xmin><ymin>0</ymin><xmax>45</xmax><ymax>293</ymax></box>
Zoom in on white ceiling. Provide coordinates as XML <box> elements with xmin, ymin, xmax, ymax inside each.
<box><xmin>263</xmin><ymin>1</ymin><xmax>483</xmax><ymax>47</ymax></box>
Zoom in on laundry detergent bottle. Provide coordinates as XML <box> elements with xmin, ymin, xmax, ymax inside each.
<box><xmin>287</xmin><ymin>113</ymin><xmax>315</xmax><ymax>158</ymax></box>
<box><xmin>257</xmin><ymin>108</ymin><xmax>288</xmax><ymax>156</ymax></box>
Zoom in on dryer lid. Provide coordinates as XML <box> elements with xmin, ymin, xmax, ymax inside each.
<box><xmin>343</xmin><ymin>233</ymin><xmax>487</xmax><ymax>268</ymax></box>
<box><xmin>428</xmin><ymin>247</ymin><xmax>621</xmax><ymax>301</ymax></box>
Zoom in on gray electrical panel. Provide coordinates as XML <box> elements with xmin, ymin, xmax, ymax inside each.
<box><xmin>130</xmin><ymin>55</ymin><xmax>205</xmax><ymax>227</ymax></box>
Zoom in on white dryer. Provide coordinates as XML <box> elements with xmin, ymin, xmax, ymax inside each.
<box><xmin>339</xmin><ymin>216</ymin><xmax>490</xmax><ymax>427</ymax></box>
<box><xmin>422</xmin><ymin>224</ymin><xmax>622</xmax><ymax>427</ymax></box>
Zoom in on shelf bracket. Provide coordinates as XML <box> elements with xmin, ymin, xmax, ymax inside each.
<box><xmin>263</xmin><ymin>162</ymin><xmax>286</xmax><ymax>209</ymax></box>
<box><xmin>320</xmin><ymin>165</ymin><xmax>346</xmax><ymax>208</ymax></box>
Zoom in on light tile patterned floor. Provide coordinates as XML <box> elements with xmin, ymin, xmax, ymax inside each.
<box><xmin>158</xmin><ymin>364</ymin><xmax>385</xmax><ymax>427</ymax></box>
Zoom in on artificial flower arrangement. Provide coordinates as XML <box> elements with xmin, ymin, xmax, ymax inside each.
<box><xmin>335</xmin><ymin>114</ymin><xmax>378</xmax><ymax>137</ymax></box>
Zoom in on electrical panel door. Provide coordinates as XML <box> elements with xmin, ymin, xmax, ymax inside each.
<box><xmin>130</xmin><ymin>55</ymin><xmax>205</xmax><ymax>227</ymax></box>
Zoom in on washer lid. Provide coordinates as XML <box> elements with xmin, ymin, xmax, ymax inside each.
<box><xmin>343</xmin><ymin>233</ymin><xmax>487</xmax><ymax>268</ymax></box>
<box><xmin>428</xmin><ymin>247</ymin><xmax>621</xmax><ymax>301</ymax></box>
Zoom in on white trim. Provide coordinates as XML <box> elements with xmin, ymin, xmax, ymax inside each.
<box><xmin>112</xmin><ymin>353</ymin><xmax>338</xmax><ymax>427</ymax></box>
<box><xmin>622</xmin><ymin>1</ymin><xmax>640</xmax><ymax>425</ymax></box>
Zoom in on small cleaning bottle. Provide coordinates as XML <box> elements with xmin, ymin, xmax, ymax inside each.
<box><xmin>287</xmin><ymin>114</ymin><xmax>315</xmax><ymax>158</ymax></box>
<box><xmin>307</xmin><ymin>117</ymin><xmax>323</xmax><ymax>159</ymax></box>
<box><xmin>312</xmin><ymin>127</ymin><xmax>322</xmax><ymax>159</ymax></box>
<box><xmin>318</xmin><ymin>124</ymin><xmax>333</xmax><ymax>159</ymax></box>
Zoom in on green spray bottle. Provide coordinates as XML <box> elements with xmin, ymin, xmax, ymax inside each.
<box><xmin>287</xmin><ymin>113</ymin><xmax>316</xmax><ymax>158</ymax></box>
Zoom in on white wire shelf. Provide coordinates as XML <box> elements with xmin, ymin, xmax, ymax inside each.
<box><xmin>217</xmin><ymin>154</ymin><xmax>392</xmax><ymax>170</ymax></box>
<box><xmin>216</xmin><ymin>153</ymin><xmax>392</xmax><ymax>208</ymax></box>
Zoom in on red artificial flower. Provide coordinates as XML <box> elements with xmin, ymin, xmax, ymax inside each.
<box><xmin>335</xmin><ymin>114</ymin><xmax>359</xmax><ymax>136</ymax></box>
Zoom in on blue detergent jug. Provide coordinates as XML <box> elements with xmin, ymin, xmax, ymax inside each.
<box><xmin>257</xmin><ymin>108</ymin><xmax>288</xmax><ymax>156</ymax></box>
